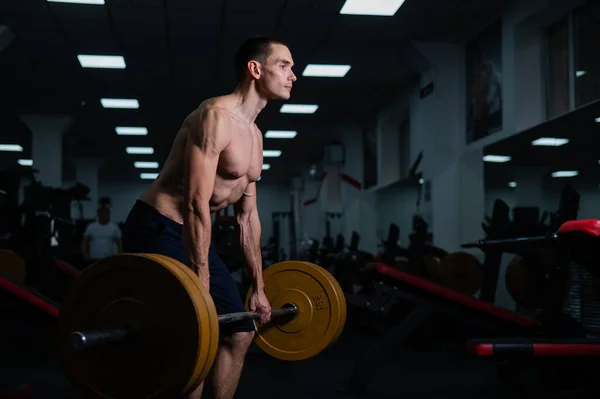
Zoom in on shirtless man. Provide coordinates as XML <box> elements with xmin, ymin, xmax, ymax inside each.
<box><xmin>121</xmin><ymin>36</ymin><xmax>297</xmax><ymax>399</ymax></box>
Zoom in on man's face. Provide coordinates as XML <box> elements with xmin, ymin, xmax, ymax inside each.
<box><xmin>256</xmin><ymin>44</ymin><xmax>297</xmax><ymax>100</ymax></box>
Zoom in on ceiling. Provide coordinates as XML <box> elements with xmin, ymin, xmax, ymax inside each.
<box><xmin>0</xmin><ymin>0</ymin><xmax>510</xmax><ymax>185</ymax></box>
<box><xmin>484</xmin><ymin>99</ymin><xmax>600</xmax><ymax>189</ymax></box>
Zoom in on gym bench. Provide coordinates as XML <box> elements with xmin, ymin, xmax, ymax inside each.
<box><xmin>343</xmin><ymin>262</ymin><xmax>539</xmax><ymax>393</ymax></box>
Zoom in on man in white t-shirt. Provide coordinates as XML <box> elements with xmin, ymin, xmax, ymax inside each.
<box><xmin>82</xmin><ymin>206</ymin><xmax>122</xmax><ymax>262</ymax></box>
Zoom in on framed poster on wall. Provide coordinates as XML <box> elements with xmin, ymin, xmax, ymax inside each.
<box><xmin>466</xmin><ymin>18</ymin><xmax>503</xmax><ymax>143</ymax></box>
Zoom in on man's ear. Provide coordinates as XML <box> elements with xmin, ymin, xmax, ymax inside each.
<box><xmin>248</xmin><ymin>60</ymin><xmax>261</xmax><ymax>79</ymax></box>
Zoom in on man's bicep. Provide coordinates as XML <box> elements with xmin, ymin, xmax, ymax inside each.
<box><xmin>184</xmin><ymin>108</ymin><xmax>231</xmax><ymax>204</ymax></box>
<box><xmin>183</xmin><ymin>142</ymin><xmax>217</xmax><ymax>204</ymax></box>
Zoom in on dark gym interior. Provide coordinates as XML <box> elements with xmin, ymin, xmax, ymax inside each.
<box><xmin>2</xmin><ymin>0</ymin><xmax>600</xmax><ymax>398</ymax></box>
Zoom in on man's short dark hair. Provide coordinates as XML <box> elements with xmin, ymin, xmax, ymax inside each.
<box><xmin>234</xmin><ymin>36</ymin><xmax>288</xmax><ymax>83</ymax></box>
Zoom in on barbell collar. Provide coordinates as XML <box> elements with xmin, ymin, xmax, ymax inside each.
<box><xmin>68</xmin><ymin>324</ymin><xmax>137</xmax><ymax>353</ymax></box>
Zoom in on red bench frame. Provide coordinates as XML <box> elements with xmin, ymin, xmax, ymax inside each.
<box><xmin>0</xmin><ymin>274</ymin><xmax>59</xmax><ymax>318</ymax></box>
<box><xmin>343</xmin><ymin>261</ymin><xmax>541</xmax><ymax>393</ymax></box>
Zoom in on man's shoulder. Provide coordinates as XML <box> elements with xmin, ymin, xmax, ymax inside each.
<box><xmin>186</xmin><ymin>99</ymin><xmax>233</xmax><ymax>126</ymax></box>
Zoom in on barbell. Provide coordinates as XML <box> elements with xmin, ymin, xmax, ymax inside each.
<box><xmin>56</xmin><ymin>254</ymin><xmax>346</xmax><ymax>399</ymax></box>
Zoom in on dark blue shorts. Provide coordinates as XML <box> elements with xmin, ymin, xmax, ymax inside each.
<box><xmin>122</xmin><ymin>200</ymin><xmax>255</xmax><ymax>336</ymax></box>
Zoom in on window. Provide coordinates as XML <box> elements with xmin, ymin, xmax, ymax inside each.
<box><xmin>544</xmin><ymin>17</ymin><xmax>570</xmax><ymax>119</ymax></box>
<box><xmin>573</xmin><ymin>1</ymin><xmax>600</xmax><ymax>108</ymax></box>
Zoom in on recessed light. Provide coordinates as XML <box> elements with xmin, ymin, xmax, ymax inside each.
<box><xmin>18</xmin><ymin>159</ymin><xmax>33</xmax><ymax>166</ymax></box>
<box><xmin>48</xmin><ymin>0</ymin><xmax>105</xmax><ymax>4</ymax></box>
<box><xmin>262</xmin><ymin>164</ymin><xmax>271</xmax><ymax>170</ymax></box>
<box><xmin>126</xmin><ymin>147</ymin><xmax>154</xmax><ymax>155</ymax></box>
<box><xmin>140</xmin><ymin>173</ymin><xmax>158</xmax><ymax>180</ymax></box>
<box><xmin>263</xmin><ymin>150</ymin><xmax>282</xmax><ymax>157</ymax></box>
<box><xmin>257</xmin><ymin>176</ymin><xmax>262</xmax><ymax>181</ymax></box>
<box><xmin>302</xmin><ymin>64</ymin><xmax>351</xmax><ymax>78</ymax></box>
<box><xmin>134</xmin><ymin>162</ymin><xmax>159</xmax><ymax>169</ymax></box>
<box><xmin>280</xmin><ymin>104</ymin><xmax>319</xmax><ymax>114</ymax></box>
<box><xmin>339</xmin><ymin>0</ymin><xmax>406</xmax><ymax>16</ymax></box>
<box><xmin>551</xmin><ymin>170</ymin><xmax>578</xmax><ymax>178</ymax></box>
<box><xmin>595</xmin><ymin>117</ymin><xmax>600</xmax><ymax>123</ymax></box>
<box><xmin>265</xmin><ymin>130</ymin><xmax>297</xmax><ymax>139</ymax></box>
<box><xmin>508</xmin><ymin>181</ymin><xmax>517</xmax><ymax>188</ymax></box>
<box><xmin>116</xmin><ymin>127</ymin><xmax>147</xmax><ymax>136</ymax></box>
<box><xmin>483</xmin><ymin>155</ymin><xmax>511</xmax><ymax>163</ymax></box>
<box><xmin>0</xmin><ymin>144</ymin><xmax>23</xmax><ymax>152</ymax></box>
<box><xmin>101</xmin><ymin>98</ymin><xmax>139</xmax><ymax>109</ymax></box>
<box><xmin>576</xmin><ymin>70</ymin><xmax>587</xmax><ymax>77</ymax></box>
<box><xmin>531</xmin><ymin>137</ymin><xmax>569</xmax><ymax>147</ymax></box>
<box><xmin>77</xmin><ymin>55</ymin><xmax>125</xmax><ymax>69</ymax></box>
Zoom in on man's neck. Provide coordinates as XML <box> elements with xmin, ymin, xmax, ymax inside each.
<box><xmin>231</xmin><ymin>82</ymin><xmax>268</xmax><ymax>124</ymax></box>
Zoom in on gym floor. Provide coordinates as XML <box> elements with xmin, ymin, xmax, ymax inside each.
<box><xmin>0</xmin><ymin>315</ymin><xmax>519</xmax><ymax>399</ymax></box>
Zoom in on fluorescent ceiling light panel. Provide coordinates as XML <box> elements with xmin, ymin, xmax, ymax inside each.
<box><xmin>483</xmin><ymin>155</ymin><xmax>511</xmax><ymax>163</ymax></box>
<box><xmin>116</xmin><ymin>126</ymin><xmax>148</xmax><ymax>136</ymax></box>
<box><xmin>257</xmin><ymin>176</ymin><xmax>262</xmax><ymax>181</ymax></box>
<box><xmin>78</xmin><ymin>55</ymin><xmax>125</xmax><ymax>69</ymax></box>
<box><xmin>101</xmin><ymin>98</ymin><xmax>139</xmax><ymax>109</ymax></box>
<box><xmin>552</xmin><ymin>170</ymin><xmax>578</xmax><ymax>178</ymax></box>
<box><xmin>265</xmin><ymin>130</ymin><xmax>297</xmax><ymax>139</ymax></box>
<box><xmin>263</xmin><ymin>150</ymin><xmax>282</xmax><ymax>157</ymax></box>
<box><xmin>48</xmin><ymin>0</ymin><xmax>105</xmax><ymax>4</ymax></box>
<box><xmin>140</xmin><ymin>173</ymin><xmax>159</xmax><ymax>180</ymax></box>
<box><xmin>508</xmin><ymin>181</ymin><xmax>517</xmax><ymax>188</ymax></box>
<box><xmin>303</xmin><ymin>64</ymin><xmax>351</xmax><ymax>77</ymax></box>
<box><xmin>339</xmin><ymin>0</ymin><xmax>406</xmax><ymax>16</ymax></box>
<box><xmin>576</xmin><ymin>71</ymin><xmax>587</xmax><ymax>77</ymax></box>
<box><xmin>280</xmin><ymin>104</ymin><xmax>319</xmax><ymax>114</ymax></box>
<box><xmin>126</xmin><ymin>147</ymin><xmax>154</xmax><ymax>155</ymax></box>
<box><xmin>0</xmin><ymin>144</ymin><xmax>23</xmax><ymax>152</ymax></box>
<box><xmin>262</xmin><ymin>164</ymin><xmax>271</xmax><ymax>170</ymax></box>
<box><xmin>18</xmin><ymin>159</ymin><xmax>33</xmax><ymax>166</ymax></box>
<box><xmin>531</xmin><ymin>137</ymin><xmax>569</xmax><ymax>147</ymax></box>
<box><xmin>595</xmin><ymin>117</ymin><xmax>600</xmax><ymax>123</ymax></box>
<box><xmin>134</xmin><ymin>161</ymin><xmax>159</xmax><ymax>169</ymax></box>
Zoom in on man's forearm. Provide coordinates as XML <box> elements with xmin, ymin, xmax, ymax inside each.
<box><xmin>239</xmin><ymin>212</ymin><xmax>264</xmax><ymax>291</ymax></box>
<box><xmin>183</xmin><ymin>205</ymin><xmax>212</xmax><ymax>282</ymax></box>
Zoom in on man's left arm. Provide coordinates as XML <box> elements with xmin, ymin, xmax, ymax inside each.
<box><xmin>113</xmin><ymin>224</ymin><xmax>123</xmax><ymax>253</ymax></box>
<box><xmin>234</xmin><ymin>182</ymin><xmax>264</xmax><ymax>291</ymax></box>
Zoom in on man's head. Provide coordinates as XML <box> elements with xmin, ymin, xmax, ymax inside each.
<box><xmin>97</xmin><ymin>206</ymin><xmax>110</xmax><ymax>225</ymax></box>
<box><xmin>235</xmin><ymin>36</ymin><xmax>297</xmax><ymax>100</ymax></box>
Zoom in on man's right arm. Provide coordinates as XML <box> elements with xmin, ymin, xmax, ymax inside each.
<box><xmin>183</xmin><ymin>107</ymin><xmax>231</xmax><ymax>288</ymax></box>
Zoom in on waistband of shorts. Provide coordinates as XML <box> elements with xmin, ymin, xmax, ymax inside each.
<box><xmin>133</xmin><ymin>200</ymin><xmax>183</xmax><ymax>234</ymax></box>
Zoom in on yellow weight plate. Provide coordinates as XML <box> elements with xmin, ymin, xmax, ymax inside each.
<box><xmin>300</xmin><ymin>261</ymin><xmax>346</xmax><ymax>344</ymax></box>
<box><xmin>57</xmin><ymin>253</ymin><xmax>210</xmax><ymax>399</ymax></box>
<box><xmin>246</xmin><ymin>261</ymin><xmax>344</xmax><ymax>361</ymax></box>
<box><xmin>0</xmin><ymin>250</ymin><xmax>26</xmax><ymax>283</ymax></box>
<box><xmin>505</xmin><ymin>252</ymin><xmax>571</xmax><ymax>309</ymax></box>
<box><xmin>439</xmin><ymin>252</ymin><xmax>483</xmax><ymax>296</ymax></box>
<box><xmin>148</xmin><ymin>254</ymin><xmax>219</xmax><ymax>393</ymax></box>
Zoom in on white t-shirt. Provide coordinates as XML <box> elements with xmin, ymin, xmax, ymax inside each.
<box><xmin>84</xmin><ymin>222</ymin><xmax>122</xmax><ymax>260</ymax></box>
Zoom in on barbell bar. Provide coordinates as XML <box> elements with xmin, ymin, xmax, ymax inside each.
<box><xmin>68</xmin><ymin>304</ymin><xmax>299</xmax><ymax>353</ymax></box>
